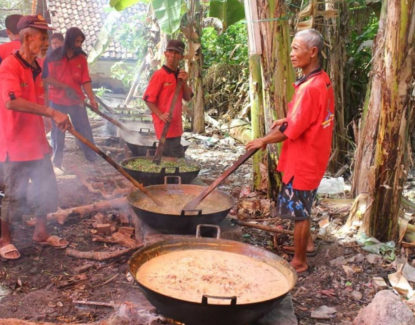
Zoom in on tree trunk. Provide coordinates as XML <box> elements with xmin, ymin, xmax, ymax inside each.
<box><xmin>255</xmin><ymin>0</ymin><xmax>294</xmax><ymax>198</ymax></box>
<box><xmin>249</xmin><ymin>55</ymin><xmax>267</xmax><ymax>190</ymax></box>
<box><xmin>356</xmin><ymin>0</ymin><xmax>415</xmax><ymax>241</ymax></box>
<box><xmin>351</xmin><ymin>3</ymin><xmax>387</xmax><ymax>196</ymax></box>
<box><xmin>186</xmin><ymin>0</ymin><xmax>205</xmax><ymax>134</ymax></box>
<box><xmin>325</xmin><ymin>0</ymin><xmax>348</xmax><ymax>172</ymax></box>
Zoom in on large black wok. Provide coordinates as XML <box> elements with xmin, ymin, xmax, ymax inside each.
<box><xmin>129</xmin><ymin>225</ymin><xmax>297</xmax><ymax>325</ymax></box>
<box><xmin>119</xmin><ymin>123</ymin><xmax>190</xmax><ymax>156</ymax></box>
<box><xmin>121</xmin><ymin>156</ymin><xmax>200</xmax><ymax>186</ymax></box>
<box><xmin>127</xmin><ymin>181</ymin><xmax>233</xmax><ymax>234</ymax></box>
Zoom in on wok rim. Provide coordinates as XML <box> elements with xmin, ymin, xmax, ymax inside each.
<box><xmin>127</xmin><ymin>183</ymin><xmax>234</xmax><ymax>216</ymax></box>
<box><xmin>128</xmin><ymin>236</ymin><xmax>297</xmax><ymax>307</ymax></box>
<box><xmin>121</xmin><ymin>156</ymin><xmax>200</xmax><ymax>176</ymax></box>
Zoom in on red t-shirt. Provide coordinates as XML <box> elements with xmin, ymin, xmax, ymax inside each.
<box><xmin>0</xmin><ymin>40</ymin><xmax>20</xmax><ymax>63</ymax></box>
<box><xmin>0</xmin><ymin>53</ymin><xmax>51</xmax><ymax>162</ymax></box>
<box><xmin>277</xmin><ymin>69</ymin><xmax>335</xmax><ymax>190</ymax></box>
<box><xmin>143</xmin><ymin>66</ymin><xmax>184</xmax><ymax>139</ymax></box>
<box><xmin>43</xmin><ymin>54</ymin><xmax>91</xmax><ymax>106</ymax></box>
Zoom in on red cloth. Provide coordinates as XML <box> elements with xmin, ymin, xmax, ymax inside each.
<box><xmin>0</xmin><ymin>40</ymin><xmax>20</xmax><ymax>63</ymax></box>
<box><xmin>43</xmin><ymin>54</ymin><xmax>91</xmax><ymax>106</ymax></box>
<box><xmin>0</xmin><ymin>53</ymin><xmax>51</xmax><ymax>162</ymax></box>
<box><xmin>277</xmin><ymin>70</ymin><xmax>335</xmax><ymax>191</ymax></box>
<box><xmin>143</xmin><ymin>66</ymin><xmax>184</xmax><ymax>139</ymax></box>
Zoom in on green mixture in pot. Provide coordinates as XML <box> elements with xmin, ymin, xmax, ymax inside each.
<box><xmin>123</xmin><ymin>157</ymin><xmax>199</xmax><ymax>173</ymax></box>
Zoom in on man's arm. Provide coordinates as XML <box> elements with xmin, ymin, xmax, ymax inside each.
<box><xmin>6</xmin><ymin>97</ymin><xmax>71</xmax><ymax>131</ymax></box>
<box><xmin>178</xmin><ymin>70</ymin><xmax>193</xmax><ymax>101</ymax></box>
<box><xmin>144</xmin><ymin>101</ymin><xmax>169</xmax><ymax>123</ymax></box>
<box><xmin>82</xmin><ymin>82</ymin><xmax>98</xmax><ymax>111</ymax></box>
<box><xmin>246</xmin><ymin>127</ymin><xmax>287</xmax><ymax>151</ymax></box>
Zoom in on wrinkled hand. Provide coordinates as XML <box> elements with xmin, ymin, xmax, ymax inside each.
<box><xmin>158</xmin><ymin>112</ymin><xmax>171</xmax><ymax>123</ymax></box>
<box><xmin>177</xmin><ymin>70</ymin><xmax>189</xmax><ymax>82</ymax></box>
<box><xmin>271</xmin><ymin>118</ymin><xmax>287</xmax><ymax>129</ymax></box>
<box><xmin>246</xmin><ymin>138</ymin><xmax>266</xmax><ymax>151</ymax></box>
<box><xmin>51</xmin><ymin>109</ymin><xmax>71</xmax><ymax>132</ymax></box>
<box><xmin>89</xmin><ymin>98</ymin><xmax>99</xmax><ymax>112</ymax></box>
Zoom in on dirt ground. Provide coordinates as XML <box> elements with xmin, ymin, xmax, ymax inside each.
<box><xmin>0</xmin><ymin>121</ymin><xmax>414</xmax><ymax>325</ymax></box>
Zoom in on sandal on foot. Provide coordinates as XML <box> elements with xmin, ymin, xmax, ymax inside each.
<box><xmin>34</xmin><ymin>235</ymin><xmax>69</xmax><ymax>249</ymax></box>
<box><xmin>0</xmin><ymin>243</ymin><xmax>21</xmax><ymax>260</ymax></box>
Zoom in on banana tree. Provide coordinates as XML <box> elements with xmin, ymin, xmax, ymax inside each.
<box><xmin>352</xmin><ymin>0</ymin><xmax>415</xmax><ymax>241</ymax></box>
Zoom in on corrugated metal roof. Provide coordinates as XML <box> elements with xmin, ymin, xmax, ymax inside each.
<box><xmin>47</xmin><ymin>0</ymin><xmax>145</xmax><ymax>61</ymax></box>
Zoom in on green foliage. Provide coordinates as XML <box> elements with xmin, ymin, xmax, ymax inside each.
<box><xmin>152</xmin><ymin>0</ymin><xmax>186</xmax><ymax>34</ymax></box>
<box><xmin>201</xmin><ymin>21</ymin><xmax>248</xmax><ymax>68</ymax></box>
<box><xmin>345</xmin><ymin>7</ymin><xmax>379</xmax><ymax>116</ymax></box>
<box><xmin>110</xmin><ymin>0</ymin><xmax>150</xmax><ymax>11</ymax></box>
<box><xmin>112</xmin><ymin>11</ymin><xmax>148</xmax><ymax>59</ymax></box>
<box><xmin>209</xmin><ymin>0</ymin><xmax>245</xmax><ymax>30</ymax></box>
<box><xmin>111</xmin><ymin>61</ymin><xmax>136</xmax><ymax>87</ymax></box>
<box><xmin>110</xmin><ymin>11</ymin><xmax>149</xmax><ymax>87</ymax></box>
<box><xmin>93</xmin><ymin>87</ymin><xmax>112</xmax><ymax>97</ymax></box>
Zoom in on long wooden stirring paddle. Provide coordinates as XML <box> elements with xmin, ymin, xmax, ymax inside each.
<box><xmin>152</xmin><ymin>79</ymin><xmax>184</xmax><ymax>165</ymax></box>
<box><xmin>183</xmin><ymin>122</ymin><xmax>288</xmax><ymax>211</ymax></box>
<box><xmin>85</xmin><ymin>102</ymin><xmax>129</xmax><ymax>131</ymax></box>
<box><xmin>68</xmin><ymin>128</ymin><xmax>162</xmax><ymax>206</ymax></box>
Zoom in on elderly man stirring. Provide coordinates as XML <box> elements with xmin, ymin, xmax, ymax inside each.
<box><xmin>247</xmin><ymin>29</ymin><xmax>335</xmax><ymax>273</ymax></box>
<box><xmin>0</xmin><ymin>15</ymin><xmax>71</xmax><ymax>259</ymax></box>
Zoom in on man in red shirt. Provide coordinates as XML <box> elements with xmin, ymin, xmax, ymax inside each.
<box><xmin>0</xmin><ymin>14</ymin><xmax>22</xmax><ymax>63</ymax></box>
<box><xmin>143</xmin><ymin>40</ymin><xmax>193</xmax><ymax>157</ymax></box>
<box><xmin>42</xmin><ymin>27</ymin><xmax>98</xmax><ymax>169</ymax></box>
<box><xmin>247</xmin><ymin>29</ymin><xmax>335</xmax><ymax>273</ymax></box>
<box><xmin>0</xmin><ymin>15</ymin><xmax>71</xmax><ymax>259</ymax></box>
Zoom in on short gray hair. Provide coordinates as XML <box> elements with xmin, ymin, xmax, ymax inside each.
<box><xmin>295</xmin><ymin>29</ymin><xmax>324</xmax><ymax>53</ymax></box>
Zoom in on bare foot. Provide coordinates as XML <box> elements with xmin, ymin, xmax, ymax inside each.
<box><xmin>290</xmin><ymin>259</ymin><xmax>308</xmax><ymax>273</ymax></box>
<box><xmin>283</xmin><ymin>245</ymin><xmax>315</xmax><ymax>253</ymax></box>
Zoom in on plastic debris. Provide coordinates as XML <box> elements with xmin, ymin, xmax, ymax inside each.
<box><xmin>317</xmin><ymin>177</ymin><xmax>345</xmax><ymax>195</ymax></box>
<box><xmin>357</xmin><ymin>233</ymin><xmax>395</xmax><ymax>261</ymax></box>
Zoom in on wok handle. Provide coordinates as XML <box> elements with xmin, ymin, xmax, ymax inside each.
<box><xmin>164</xmin><ymin>176</ymin><xmax>182</xmax><ymax>185</ymax></box>
<box><xmin>145</xmin><ymin>149</ymin><xmax>156</xmax><ymax>157</ymax></box>
<box><xmin>196</xmin><ymin>224</ymin><xmax>221</xmax><ymax>239</ymax></box>
<box><xmin>139</xmin><ymin>127</ymin><xmax>151</xmax><ymax>133</ymax></box>
<box><xmin>201</xmin><ymin>295</ymin><xmax>237</xmax><ymax>306</ymax></box>
<box><xmin>180</xmin><ymin>209</ymin><xmax>202</xmax><ymax>216</ymax></box>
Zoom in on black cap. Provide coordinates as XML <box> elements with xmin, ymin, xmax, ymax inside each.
<box><xmin>166</xmin><ymin>40</ymin><xmax>185</xmax><ymax>55</ymax></box>
<box><xmin>17</xmin><ymin>15</ymin><xmax>54</xmax><ymax>32</ymax></box>
<box><xmin>5</xmin><ymin>14</ymin><xmax>23</xmax><ymax>34</ymax></box>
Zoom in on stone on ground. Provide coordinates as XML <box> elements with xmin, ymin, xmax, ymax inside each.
<box><xmin>352</xmin><ymin>290</ymin><xmax>415</xmax><ymax>325</ymax></box>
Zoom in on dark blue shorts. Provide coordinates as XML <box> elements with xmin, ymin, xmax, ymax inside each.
<box><xmin>277</xmin><ymin>179</ymin><xmax>317</xmax><ymax>221</ymax></box>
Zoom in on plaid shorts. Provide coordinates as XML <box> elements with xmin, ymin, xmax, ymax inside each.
<box><xmin>277</xmin><ymin>179</ymin><xmax>317</xmax><ymax>221</ymax></box>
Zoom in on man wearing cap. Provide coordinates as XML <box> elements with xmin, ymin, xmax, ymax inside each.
<box><xmin>0</xmin><ymin>14</ymin><xmax>22</xmax><ymax>64</ymax></box>
<box><xmin>0</xmin><ymin>15</ymin><xmax>71</xmax><ymax>259</ymax></box>
<box><xmin>143</xmin><ymin>39</ymin><xmax>193</xmax><ymax>157</ymax></box>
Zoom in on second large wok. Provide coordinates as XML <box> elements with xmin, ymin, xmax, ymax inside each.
<box><xmin>127</xmin><ymin>181</ymin><xmax>233</xmax><ymax>234</ymax></box>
